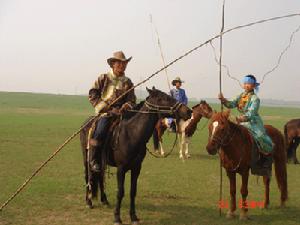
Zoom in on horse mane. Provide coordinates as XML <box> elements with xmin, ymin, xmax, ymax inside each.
<box><xmin>185</xmin><ymin>109</ymin><xmax>202</xmax><ymax>137</ymax></box>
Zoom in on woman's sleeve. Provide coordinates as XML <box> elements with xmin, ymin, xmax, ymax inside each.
<box><xmin>223</xmin><ymin>94</ymin><xmax>240</xmax><ymax>109</ymax></box>
<box><xmin>244</xmin><ymin>96</ymin><xmax>260</xmax><ymax>120</ymax></box>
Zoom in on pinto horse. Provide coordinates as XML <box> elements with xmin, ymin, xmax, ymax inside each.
<box><xmin>284</xmin><ymin>118</ymin><xmax>300</xmax><ymax>164</ymax></box>
<box><xmin>80</xmin><ymin>87</ymin><xmax>191</xmax><ymax>225</ymax></box>
<box><xmin>206</xmin><ymin>111</ymin><xmax>287</xmax><ymax>220</ymax></box>
<box><xmin>153</xmin><ymin>100</ymin><xmax>213</xmax><ymax>158</ymax></box>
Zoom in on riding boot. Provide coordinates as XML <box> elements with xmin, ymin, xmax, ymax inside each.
<box><xmin>89</xmin><ymin>138</ymin><xmax>101</xmax><ymax>172</ymax></box>
<box><xmin>257</xmin><ymin>153</ymin><xmax>273</xmax><ymax>169</ymax></box>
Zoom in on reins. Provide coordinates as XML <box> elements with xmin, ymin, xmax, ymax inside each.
<box><xmin>212</xmin><ymin>121</ymin><xmax>245</xmax><ymax>171</ymax></box>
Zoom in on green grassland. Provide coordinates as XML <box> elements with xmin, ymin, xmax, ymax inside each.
<box><xmin>0</xmin><ymin>92</ymin><xmax>299</xmax><ymax>225</ymax></box>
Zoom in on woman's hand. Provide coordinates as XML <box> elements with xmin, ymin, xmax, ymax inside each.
<box><xmin>218</xmin><ymin>93</ymin><xmax>227</xmax><ymax>103</ymax></box>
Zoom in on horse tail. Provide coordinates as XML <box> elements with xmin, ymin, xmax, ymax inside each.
<box><xmin>153</xmin><ymin>128</ymin><xmax>160</xmax><ymax>151</ymax></box>
<box><xmin>273</xmin><ymin>128</ymin><xmax>288</xmax><ymax>204</ymax></box>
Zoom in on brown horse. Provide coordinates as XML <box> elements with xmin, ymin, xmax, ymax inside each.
<box><xmin>206</xmin><ymin>111</ymin><xmax>287</xmax><ymax>220</ymax></box>
<box><xmin>153</xmin><ymin>100</ymin><xmax>213</xmax><ymax>158</ymax></box>
<box><xmin>284</xmin><ymin>118</ymin><xmax>300</xmax><ymax>164</ymax></box>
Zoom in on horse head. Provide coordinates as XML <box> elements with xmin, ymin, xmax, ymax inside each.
<box><xmin>206</xmin><ymin>110</ymin><xmax>231</xmax><ymax>155</ymax></box>
<box><xmin>192</xmin><ymin>100</ymin><xmax>214</xmax><ymax>119</ymax></box>
<box><xmin>146</xmin><ymin>87</ymin><xmax>192</xmax><ymax>120</ymax></box>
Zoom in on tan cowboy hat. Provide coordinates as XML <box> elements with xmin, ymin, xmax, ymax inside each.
<box><xmin>172</xmin><ymin>77</ymin><xmax>184</xmax><ymax>86</ymax></box>
<box><xmin>107</xmin><ymin>51</ymin><xmax>132</xmax><ymax>66</ymax></box>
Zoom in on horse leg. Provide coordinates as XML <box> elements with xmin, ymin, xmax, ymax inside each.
<box><xmin>293</xmin><ymin>139</ymin><xmax>299</xmax><ymax>164</ymax></box>
<box><xmin>130</xmin><ymin>165</ymin><xmax>141</xmax><ymax>224</ymax></box>
<box><xmin>179</xmin><ymin>134</ymin><xmax>184</xmax><ymax>159</ymax></box>
<box><xmin>159</xmin><ymin>127</ymin><xmax>166</xmax><ymax>156</ymax></box>
<box><xmin>226</xmin><ymin>171</ymin><xmax>236</xmax><ymax>219</ymax></box>
<box><xmin>114</xmin><ymin>167</ymin><xmax>126</xmax><ymax>225</ymax></box>
<box><xmin>159</xmin><ymin>141</ymin><xmax>165</xmax><ymax>156</ymax></box>
<box><xmin>239</xmin><ymin>171</ymin><xmax>249</xmax><ymax>220</ymax></box>
<box><xmin>99</xmin><ymin>169</ymin><xmax>109</xmax><ymax>206</ymax></box>
<box><xmin>85</xmin><ymin>149</ymin><xmax>93</xmax><ymax>208</ymax></box>
<box><xmin>184</xmin><ymin>135</ymin><xmax>190</xmax><ymax>158</ymax></box>
<box><xmin>263</xmin><ymin>176</ymin><xmax>271</xmax><ymax>208</ymax></box>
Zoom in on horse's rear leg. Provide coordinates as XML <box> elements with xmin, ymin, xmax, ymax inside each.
<box><xmin>239</xmin><ymin>171</ymin><xmax>249</xmax><ymax>220</ymax></box>
<box><xmin>292</xmin><ymin>139</ymin><xmax>299</xmax><ymax>164</ymax></box>
<box><xmin>263</xmin><ymin>176</ymin><xmax>271</xmax><ymax>208</ymax></box>
<box><xmin>226</xmin><ymin>171</ymin><xmax>236</xmax><ymax>219</ymax></box>
<box><xmin>114</xmin><ymin>167</ymin><xmax>126</xmax><ymax>225</ymax></box>
<box><xmin>130</xmin><ymin>165</ymin><xmax>141</xmax><ymax>224</ymax></box>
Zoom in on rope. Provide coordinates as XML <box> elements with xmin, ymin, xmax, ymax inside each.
<box><xmin>209</xmin><ymin>41</ymin><xmax>242</xmax><ymax>87</ymax></box>
<box><xmin>210</xmin><ymin>17</ymin><xmax>300</xmax><ymax>87</ymax></box>
<box><xmin>260</xmin><ymin>23</ymin><xmax>300</xmax><ymax>84</ymax></box>
<box><xmin>146</xmin><ymin>130</ymin><xmax>178</xmax><ymax>158</ymax></box>
<box><xmin>1</xmin><ymin>11</ymin><xmax>300</xmax><ymax>212</ymax></box>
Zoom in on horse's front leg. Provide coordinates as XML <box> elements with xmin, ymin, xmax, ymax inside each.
<box><xmin>114</xmin><ymin>167</ymin><xmax>126</xmax><ymax>225</ymax></box>
<box><xmin>184</xmin><ymin>135</ymin><xmax>190</xmax><ymax>158</ymax></box>
<box><xmin>239</xmin><ymin>170</ymin><xmax>249</xmax><ymax>220</ymax></box>
<box><xmin>99</xmin><ymin>169</ymin><xmax>109</xmax><ymax>206</ymax></box>
<box><xmin>159</xmin><ymin>141</ymin><xmax>165</xmax><ymax>156</ymax></box>
<box><xmin>263</xmin><ymin>175</ymin><xmax>271</xmax><ymax>208</ymax></box>
<box><xmin>226</xmin><ymin>171</ymin><xmax>236</xmax><ymax>219</ymax></box>
<box><xmin>178</xmin><ymin>134</ymin><xmax>184</xmax><ymax>159</ymax></box>
<box><xmin>130</xmin><ymin>165</ymin><xmax>141</xmax><ymax>224</ymax></box>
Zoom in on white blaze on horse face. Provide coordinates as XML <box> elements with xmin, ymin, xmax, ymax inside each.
<box><xmin>211</xmin><ymin>121</ymin><xmax>219</xmax><ymax>140</ymax></box>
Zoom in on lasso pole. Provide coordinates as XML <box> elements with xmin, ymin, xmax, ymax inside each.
<box><xmin>150</xmin><ymin>14</ymin><xmax>172</xmax><ymax>91</ymax></box>
<box><xmin>219</xmin><ymin>0</ymin><xmax>225</xmax><ymax>217</ymax></box>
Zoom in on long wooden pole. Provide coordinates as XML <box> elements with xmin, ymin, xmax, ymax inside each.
<box><xmin>219</xmin><ymin>0</ymin><xmax>225</xmax><ymax>217</ymax></box>
<box><xmin>150</xmin><ymin>14</ymin><xmax>171</xmax><ymax>91</ymax></box>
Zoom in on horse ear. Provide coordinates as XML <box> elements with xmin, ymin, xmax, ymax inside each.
<box><xmin>146</xmin><ymin>87</ymin><xmax>152</xmax><ymax>93</ymax></box>
<box><xmin>223</xmin><ymin>109</ymin><xmax>231</xmax><ymax>118</ymax></box>
<box><xmin>152</xmin><ymin>86</ymin><xmax>156</xmax><ymax>90</ymax></box>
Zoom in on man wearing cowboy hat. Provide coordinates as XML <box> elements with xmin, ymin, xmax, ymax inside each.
<box><xmin>166</xmin><ymin>77</ymin><xmax>188</xmax><ymax>132</ymax></box>
<box><xmin>88</xmin><ymin>51</ymin><xmax>136</xmax><ymax>172</ymax></box>
<box><xmin>170</xmin><ymin>77</ymin><xmax>188</xmax><ymax>105</ymax></box>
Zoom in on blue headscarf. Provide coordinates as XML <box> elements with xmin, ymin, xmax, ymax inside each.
<box><xmin>242</xmin><ymin>74</ymin><xmax>260</xmax><ymax>93</ymax></box>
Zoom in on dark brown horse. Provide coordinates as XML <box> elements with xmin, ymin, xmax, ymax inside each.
<box><xmin>284</xmin><ymin>118</ymin><xmax>300</xmax><ymax>164</ymax></box>
<box><xmin>206</xmin><ymin>111</ymin><xmax>287</xmax><ymax>220</ymax></box>
<box><xmin>152</xmin><ymin>100</ymin><xmax>213</xmax><ymax>158</ymax></box>
<box><xmin>80</xmin><ymin>87</ymin><xmax>191</xmax><ymax>225</ymax></box>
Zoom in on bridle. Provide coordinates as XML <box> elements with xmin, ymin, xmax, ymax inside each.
<box><xmin>210</xmin><ymin>121</ymin><xmax>238</xmax><ymax>147</ymax></box>
<box><xmin>198</xmin><ymin>103</ymin><xmax>213</xmax><ymax>119</ymax></box>
<box><xmin>209</xmin><ymin>120</ymin><xmax>244</xmax><ymax>171</ymax></box>
<box><xmin>143</xmin><ymin>100</ymin><xmax>183</xmax><ymax>115</ymax></box>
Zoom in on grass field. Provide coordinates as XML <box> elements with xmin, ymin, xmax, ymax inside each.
<box><xmin>0</xmin><ymin>92</ymin><xmax>299</xmax><ymax>225</ymax></box>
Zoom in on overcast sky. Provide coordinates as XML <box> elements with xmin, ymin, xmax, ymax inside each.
<box><xmin>0</xmin><ymin>0</ymin><xmax>299</xmax><ymax>101</ymax></box>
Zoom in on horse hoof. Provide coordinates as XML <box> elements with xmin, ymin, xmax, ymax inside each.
<box><xmin>114</xmin><ymin>223</ymin><xmax>122</xmax><ymax>225</ymax></box>
<box><xmin>86</xmin><ymin>204</ymin><xmax>93</xmax><ymax>209</ymax></box>
<box><xmin>179</xmin><ymin>155</ymin><xmax>183</xmax><ymax>159</ymax></box>
<box><xmin>226</xmin><ymin>211</ymin><xmax>236</xmax><ymax>219</ymax></box>
<box><xmin>132</xmin><ymin>221</ymin><xmax>139</xmax><ymax>225</ymax></box>
<box><xmin>280</xmin><ymin>202</ymin><xmax>286</xmax><ymax>208</ymax></box>
<box><xmin>186</xmin><ymin>154</ymin><xmax>191</xmax><ymax>158</ymax></box>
